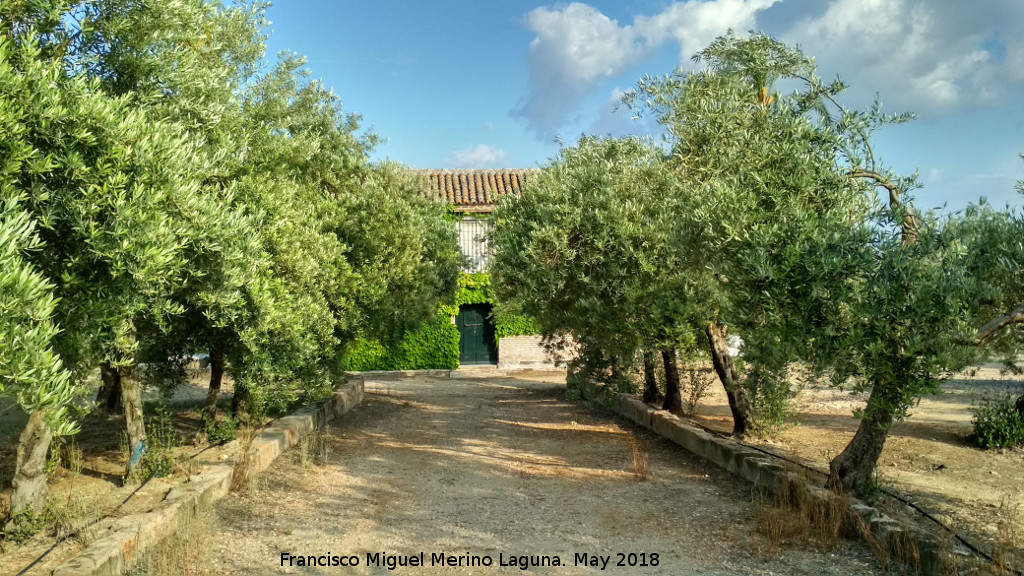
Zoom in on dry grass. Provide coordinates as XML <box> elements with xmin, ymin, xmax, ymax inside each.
<box><xmin>56</xmin><ymin>439</ymin><xmax>83</xmax><ymax>479</ymax></box>
<box><xmin>44</xmin><ymin>492</ymin><xmax>105</xmax><ymax>550</ymax></box>
<box><xmin>936</xmin><ymin>525</ymin><xmax>961</xmax><ymax>576</ymax></box>
<box><xmin>229</xmin><ymin>425</ymin><xmax>256</xmax><ymax>493</ymax></box>
<box><xmin>49</xmin><ymin>439</ymin><xmax>86</xmax><ymax>540</ymax></box>
<box><xmin>750</xmin><ymin>473</ymin><xmax>1000</xmax><ymax>575</ymax></box>
<box><xmin>299</xmin><ymin>424</ymin><xmax>332</xmax><ymax>473</ymax></box>
<box><xmin>756</xmin><ymin>493</ymin><xmax>802</xmax><ymax>553</ymax></box>
<box><xmin>629</xmin><ymin>435</ymin><xmax>649</xmax><ymax>482</ymax></box>
<box><xmin>888</xmin><ymin>519</ymin><xmax>921</xmax><ymax>574</ymax></box>
<box><xmin>125</xmin><ymin>504</ymin><xmax>213</xmax><ymax>576</ymax></box>
<box><xmin>755</xmin><ymin>473</ymin><xmax>866</xmax><ymax>557</ymax></box>
<box><xmin>0</xmin><ymin>495</ymin><xmax>8</xmax><ymax>532</ymax></box>
<box><xmin>992</xmin><ymin>495</ymin><xmax>1022</xmax><ymax>575</ymax></box>
<box><xmin>6</xmin><ymin>440</ymin><xmax>103</xmax><ymax>550</ymax></box>
<box><xmin>118</xmin><ymin>430</ymin><xmax>130</xmax><ymax>472</ymax></box>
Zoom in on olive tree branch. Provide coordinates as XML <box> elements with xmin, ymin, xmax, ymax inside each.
<box><xmin>846</xmin><ymin>168</ymin><xmax>919</xmax><ymax>239</ymax></box>
<box><xmin>976</xmin><ymin>303</ymin><xmax>1024</xmax><ymax>345</ymax></box>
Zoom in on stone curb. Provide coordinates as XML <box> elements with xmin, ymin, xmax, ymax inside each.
<box><xmin>51</xmin><ymin>378</ymin><xmax>364</xmax><ymax>576</ymax></box>
<box><xmin>345</xmin><ymin>366</ymin><xmax>566</xmax><ymax>379</ymax></box>
<box><xmin>579</xmin><ymin>383</ymin><xmax>982</xmax><ymax>575</ymax></box>
<box><xmin>346</xmin><ymin>369</ymin><xmax>453</xmax><ymax>378</ymax></box>
<box><xmin>495</xmin><ymin>363</ymin><xmax>566</xmax><ymax>372</ymax></box>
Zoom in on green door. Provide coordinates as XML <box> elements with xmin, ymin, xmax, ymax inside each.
<box><xmin>456</xmin><ymin>304</ymin><xmax>498</xmax><ymax>365</ymax></box>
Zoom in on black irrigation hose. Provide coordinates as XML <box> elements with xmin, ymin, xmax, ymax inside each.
<box><xmin>683</xmin><ymin>418</ymin><xmax>1023</xmax><ymax>576</ymax></box>
<box><xmin>13</xmin><ymin>438</ymin><xmax>233</xmax><ymax>576</ymax></box>
<box><xmin>14</xmin><ymin>468</ymin><xmax>158</xmax><ymax>576</ymax></box>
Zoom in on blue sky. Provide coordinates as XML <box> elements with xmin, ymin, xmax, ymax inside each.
<box><xmin>263</xmin><ymin>0</ymin><xmax>1024</xmax><ymax>211</ymax></box>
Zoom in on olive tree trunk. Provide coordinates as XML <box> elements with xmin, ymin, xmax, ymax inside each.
<box><xmin>642</xmin><ymin>349</ymin><xmax>662</xmax><ymax>404</ymax></box>
<box><xmin>204</xmin><ymin>342</ymin><xmax>225</xmax><ymax>419</ymax></box>
<box><xmin>706</xmin><ymin>322</ymin><xmax>753</xmax><ymax>436</ymax></box>
<box><xmin>96</xmin><ymin>361</ymin><xmax>122</xmax><ymax>414</ymax></box>
<box><xmin>829</xmin><ymin>168</ymin><xmax>916</xmax><ymax>495</ymax></box>
<box><xmin>120</xmin><ymin>373</ymin><xmax>147</xmax><ymax>477</ymax></box>
<box><xmin>661</xmin><ymin>348</ymin><xmax>683</xmax><ymax>414</ymax></box>
<box><xmin>829</xmin><ymin>380</ymin><xmax>897</xmax><ymax>494</ymax></box>
<box><xmin>5</xmin><ymin>410</ymin><xmax>53</xmax><ymax>529</ymax></box>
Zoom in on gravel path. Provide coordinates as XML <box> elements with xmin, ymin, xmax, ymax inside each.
<box><xmin>206</xmin><ymin>372</ymin><xmax>882</xmax><ymax>575</ymax></box>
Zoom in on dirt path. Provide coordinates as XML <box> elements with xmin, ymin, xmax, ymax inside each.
<box><xmin>206</xmin><ymin>372</ymin><xmax>881</xmax><ymax>575</ymax></box>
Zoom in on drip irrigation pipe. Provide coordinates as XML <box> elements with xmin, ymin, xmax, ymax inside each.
<box><xmin>683</xmin><ymin>418</ymin><xmax>1022</xmax><ymax>576</ymax></box>
<box><xmin>13</xmin><ymin>438</ymin><xmax>234</xmax><ymax>576</ymax></box>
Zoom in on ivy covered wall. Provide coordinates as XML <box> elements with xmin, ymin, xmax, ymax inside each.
<box><xmin>339</xmin><ymin>272</ymin><xmax>539</xmax><ymax>371</ymax></box>
<box><xmin>495</xmin><ymin>314</ymin><xmax>539</xmax><ymax>339</ymax></box>
<box><xmin>457</xmin><ymin>273</ymin><xmax>539</xmax><ymax>338</ymax></box>
<box><xmin>339</xmin><ymin>304</ymin><xmax>460</xmax><ymax>371</ymax></box>
<box><xmin>456</xmin><ymin>272</ymin><xmax>493</xmax><ymax>305</ymax></box>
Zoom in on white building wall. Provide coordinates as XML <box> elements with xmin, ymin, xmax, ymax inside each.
<box><xmin>456</xmin><ymin>218</ymin><xmax>493</xmax><ymax>272</ymax></box>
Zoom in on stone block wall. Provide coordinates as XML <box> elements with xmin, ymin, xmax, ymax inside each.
<box><xmin>497</xmin><ymin>335</ymin><xmax>558</xmax><ymax>370</ymax></box>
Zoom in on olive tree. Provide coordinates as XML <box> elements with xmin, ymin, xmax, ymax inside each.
<box><xmin>0</xmin><ymin>194</ymin><xmax>78</xmax><ymax>527</ymax></box>
<box><xmin>0</xmin><ymin>22</ymin><xmax>271</xmax><ymax>477</ymax></box>
<box><xmin>491</xmin><ymin>136</ymin><xmax>708</xmax><ymax>413</ymax></box>
<box><xmin>943</xmin><ymin>178</ymin><xmax>1024</xmax><ymax>422</ymax></box>
<box><xmin>0</xmin><ymin>0</ymin><xmax>271</xmax><ymax>445</ymax></box>
<box><xmin>173</xmin><ymin>50</ymin><xmax>459</xmax><ymax>418</ymax></box>
<box><xmin>626</xmin><ymin>33</ymin><xmax>874</xmax><ymax>435</ymax></box>
<box><xmin>336</xmin><ymin>162</ymin><xmax>462</xmax><ymax>349</ymax></box>
<box><xmin>76</xmin><ymin>0</ymin><xmax>276</xmax><ymax>419</ymax></box>
<box><xmin>625</xmin><ymin>32</ymin><xmax>1002</xmax><ymax>492</ymax></box>
<box><xmin>0</xmin><ymin>0</ymin><xmax>460</xmax><ymax>497</ymax></box>
<box><xmin>0</xmin><ymin>32</ymin><xmax>150</xmax><ymax>512</ymax></box>
<box><xmin>4</xmin><ymin>1</ymin><xmax>401</xmax><ymax>422</ymax></box>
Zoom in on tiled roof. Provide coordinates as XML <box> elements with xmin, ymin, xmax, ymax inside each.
<box><xmin>421</xmin><ymin>169</ymin><xmax>534</xmax><ymax>209</ymax></box>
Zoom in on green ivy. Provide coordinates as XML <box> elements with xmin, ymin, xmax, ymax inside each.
<box><xmin>340</xmin><ymin>310</ymin><xmax>459</xmax><ymax>371</ymax></box>
<box><xmin>459</xmin><ymin>273</ymin><xmax>539</xmax><ymax>339</ymax></box>
<box><xmin>456</xmin><ymin>272</ymin><xmax>493</xmax><ymax>305</ymax></box>
<box><xmin>494</xmin><ymin>313</ymin><xmax>538</xmax><ymax>339</ymax></box>
<box><xmin>339</xmin><ymin>340</ymin><xmax>389</xmax><ymax>371</ymax></box>
<box><xmin>340</xmin><ymin>273</ymin><xmax>539</xmax><ymax>371</ymax></box>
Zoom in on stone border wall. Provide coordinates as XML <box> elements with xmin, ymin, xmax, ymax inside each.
<box><xmin>347</xmin><ymin>367</ymin><xmax>569</xmax><ymax>381</ymax></box>
<box><xmin>347</xmin><ymin>369</ymin><xmax>454</xmax><ymax>378</ymax></box>
<box><xmin>497</xmin><ymin>335</ymin><xmax>563</xmax><ymax>370</ymax></box>
<box><xmin>579</xmin><ymin>383</ymin><xmax>983</xmax><ymax>575</ymax></box>
<box><xmin>51</xmin><ymin>378</ymin><xmax>364</xmax><ymax>576</ymax></box>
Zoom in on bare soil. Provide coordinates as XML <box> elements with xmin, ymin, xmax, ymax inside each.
<box><xmin>0</xmin><ymin>371</ymin><xmax>242</xmax><ymax>576</ymax></box>
<box><xmin>687</xmin><ymin>365</ymin><xmax>1024</xmax><ymax>559</ymax></box>
<box><xmin>7</xmin><ymin>366</ymin><xmax>1015</xmax><ymax>574</ymax></box>
<box><xmin>207</xmin><ymin>371</ymin><xmax>881</xmax><ymax>575</ymax></box>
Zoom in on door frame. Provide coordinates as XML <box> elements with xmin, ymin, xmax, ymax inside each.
<box><xmin>455</xmin><ymin>303</ymin><xmax>498</xmax><ymax>365</ymax></box>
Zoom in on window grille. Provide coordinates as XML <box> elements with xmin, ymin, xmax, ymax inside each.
<box><xmin>457</xmin><ymin>217</ymin><xmax>493</xmax><ymax>272</ymax></box>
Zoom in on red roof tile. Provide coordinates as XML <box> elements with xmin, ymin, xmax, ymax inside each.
<box><xmin>421</xmin><ymin>169</ymin><xmax>534</xmax><ymax>210</ymax></box>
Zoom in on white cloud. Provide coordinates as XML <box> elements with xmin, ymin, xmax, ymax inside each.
<box><xmin>781</xmin><ymin>0</ymin><xmax>1024</xmax><ymax>115</ymax></box>
<box><xmin>510</xmin><ymin>0</ymin><xmax>1024</xmax><ymax>142</ymax></box>
<box><xmin>511</xmin><ymin>0</ymin><xmax>778</xmax><ymax>140</ymax></box>
<box><xmin>483</xmin><ymin>122</ymin><xmax>497</xmax><ymax>132</ymax></box>
<box><xmin>444</xmin><ymin>144</ymin><xmax>510</xmax><ymax>168</ymax></box>
<box><xmin>635</xmin><ymin>0</ymin><xmax>779</xmax><ymax>60</ymax></box>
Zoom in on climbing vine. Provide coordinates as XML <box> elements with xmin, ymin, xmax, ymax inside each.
<box><xmin>342</xmin><ymin>272</ymin><xmax>540</xmax><ymax>371</ymax></box>
<box><xmin>339</xmin><ymin>307</ymin><xmax>459</xmax><ymax>371</ymax></box>
<box><xmin>456</xmin><ymin>272</ymin><xmax>494</xmax><ymax>305</ymax></box>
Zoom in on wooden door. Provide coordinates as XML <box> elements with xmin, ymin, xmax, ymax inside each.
<box><xmin>456</xmin><ymin>304</ymin><xmax>498</xmax><ymax>365</ymax></box>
